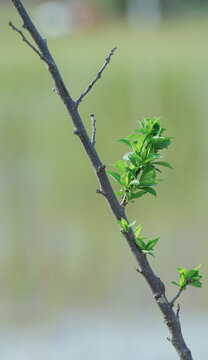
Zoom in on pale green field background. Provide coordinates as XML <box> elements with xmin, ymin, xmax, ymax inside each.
<box><xmin>0</xmin><ymin>2</ymin><xmax>208</xmax><ymax>358</ymax></box>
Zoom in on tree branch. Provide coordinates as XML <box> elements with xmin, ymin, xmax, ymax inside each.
<box><xmin>9</xmin><ymin>20</ymin><xmax>46</xmax><ymax>61</ymax></box>
<box><xmin>120</xmin><ymin>193</ymin><xmax>128</xmax><ymax>207</ymax></box>
<box><xmin>170</xmin><ymin>288</ymin><xmax>183</xmax><ymax>307</ymax></box>
<box><xmin>76</xmin><ymin>47</ymin><xmax>117</xmax><ymax>107</ymax></box>
<box><xmin>9</xmin><ymin>1</ymin><xmax>193</xmax><ymax>359</ymax></box>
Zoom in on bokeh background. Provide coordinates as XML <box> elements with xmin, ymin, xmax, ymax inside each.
<box><xmin>1</xmin><ymin>0</ymin><xmax>208</xmax><ymax>359</ymax></box>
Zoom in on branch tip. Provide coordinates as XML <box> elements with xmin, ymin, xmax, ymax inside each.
<box><xmin>76</xmin><ymin>46</ymin><xmax>117</xmax><ymax>107</ymax></box>
<box><xmin>9</xmin><ymin>20</ymin><xmax>45</xmax><ymax>60</ymax></box>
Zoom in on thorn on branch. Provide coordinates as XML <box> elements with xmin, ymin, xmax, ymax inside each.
<box><xmin>136</xmin><ymin>268</ymin><xmax>143</xmax><ymax>275</ymax></box>
<box><xmin>96</xmin><ymin>189</ymin><xmax>106</xmax><ymax>197</ymax></box>
<box><xmin>9</xmin><ymin>20</ymin><xmax>46</xmax><ymax>61</ymax></box>
<box><xmin>73</xmin><ymin>129</ymin><xmax>80</xmax><ymax>136</ymax></box>
<box><xmin>76</xmin><ymin>46</ymin><xmax>117</xmax><ymax>107</ymax></box>
<box><xmin>90</xmin><ymin>114</ymin><xmax>96</xmax><ymax>146</ymax></box>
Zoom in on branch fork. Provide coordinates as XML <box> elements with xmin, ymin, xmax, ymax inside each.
<box><xmin>75</xmin><ymin>46</ymin><xmax>117</xmax><ymax>107</ymax></box>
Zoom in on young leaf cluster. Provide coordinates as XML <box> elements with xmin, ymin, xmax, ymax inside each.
<box><xmin>107</xmin><ymin>117</ymin><xmax>173</xmax><ymax>205</ymax></box>
<box><xmin>134</xmin><ymin>223</ymin><xmax>159</xmax><ymax>257</ymax></box>
<box><xmin>117</xmin><ymin>218</ymin><xmax>159</xmax><ymax>257</ymax></box>
<box><xmin>117</xmin><ymin>217</ymin><xmax>136</xmax><ymax>233</ymax></box>
<box><xmin>172</xmin><ymin>265</ymin><xmax>204</xmax><ymax>290</ymax></box>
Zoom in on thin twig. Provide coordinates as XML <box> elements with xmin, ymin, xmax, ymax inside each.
<box><xmin>8</xmin><ymin>20</ymin><xmax>46</xmax><ymax>61</ymax></box>
<box><xmin>120</xmin><ymin>193</ymin><xmax>128</xmax><ymax>207</ymax></box>
<box><xmin>76</xmin><ymin>47</ymin><xmax>117</xmax><ymax>107</ymax></box>
<box><xmin>170</xmin><ymin>288</ymin><xmax>183</xmax><ymax>307</ymax></box>
<box><xmin>90</xmin><ymin>113</ymin><xmax>96</xmax><ymax>146</ymax></box>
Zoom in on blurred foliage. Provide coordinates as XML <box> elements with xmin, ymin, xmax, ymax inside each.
<box><xmin>0</xmin><ymin>3</ymin><xmax>208</xmax><ymax>320</ymax></box>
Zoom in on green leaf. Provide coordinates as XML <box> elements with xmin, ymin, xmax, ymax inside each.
<box><xmin>143</xmin><ymin>154</ymin><xmax>162</xmax><ymax>164</ymax></box>
<box><xmin>160</xmin><ymin>127</ymin><xmax>166</xmax><ymax>134</ymax></box>
<box><xmin>121</xmin><ymin>217</ymin><xmax>128</xmax><ymax>227</ymax></box>
<box><xmin>136</xmin><ymin>135</ymin><xmax>146</xmax><ymax>151</ymax></box>
<box><xmin>154</xmin><ymin>138</ymin><xmax>172</xmax><ymax>150</ymax></box>
<box><xmin>126</xmin><ymin>191</ymin><xmax>133</xmax><ymax>201</ymax></box>
<box><xmin>186</xmin><ymin>270</ymin><xmax>196</xmax><ymax>279</ymax></box>
<box><xmin>155</xmin><ymin>167</ymin><xmax>163</xmax><ymax>174</ymax></box>
<box><xmin>114</xmin><ymin>191</ymin><xmax>123</xmax><ymax>197</ymax></box>
<box><xmin>146</xmin><ymin>237</ymin><xmax>160</xmax><ymax>250</ymax></box>
<box><xmin>106</xmin><ymin>171</ymin><xmax>121</xmax><ymax>184</ymax></box>
<box><xmin>120</xmin><ymin>173</ymin><xmax>130</xmax><ymax>187</ymax></box>
<box><xmin>179</xmin><ymin>273</ymin><xmax>187</xmax><ymax>289</ymax></box>
<box><xmin>171</xmin><ymin>281</ymin><xmax>180</xmax><ymax>287</ymax></box>
<box><xmin>131</xmin><ymin>191</ymin><xmax>146</xmax><ymax>199</ymax></box>
<box><xmin>135</xmin><ymin>237</ymin><xmax>146</xmax><ymax>249</ymax></box>
<box><xmin>126</xmin><ymin>133</ymin><xmax>142</xmax><ymax>141</ymax></box>
<box><xmin>118</xmin><ymin>139</ymin><xmax>133</xmax><ymax>149</ymax></box>
<box><xmin>115</xmin><ymin>160</ymin><xmax>127</xmax><ymax>174</ymax></box>
<box><xmin>129</xmin><ymin>220</ymin><xmax>136</xmax><ymax>228</ymax></box>
<box><xmin>142</xmin><ymin>250</ymin><xmax>154</xmax><ymax>257</ymax></box>
<box><xmin>192</xmin><ymin>276</ymin><xmax>201</xmax><ymax>281</ymax></box>
<box><xmin>134</xmin><ymin>224</ymin><xmax>143</xmax><ymax>237</ymax></box>
<box><xmin>140</xmin><ymin>166</ymin><xmax>156</xmax><ymax>182</ymax></box>
<box><xmin>120</xmin><ymin>217</ymin><xmax>129</xmax><ymax>232</ymax></box>
<box><xmin>139</xmin><ymin>179</ymin><xmax>157</xmax><ymax>187</ymax></box>
<box><xmin>128</xmin><ymin>154</ymin><xmax>138</xmax><ymax>167</ymax></box>
<box><xmin>194</xmin><ymin>264</ymin><xmax>202</xmax><ymax>272</ymax></box>
<box><xmin>138</xmin><ymin>120</ymin><xmax>145</xmax><ymax>129</ymax></box>
<box><xmin>140</xmin><ymin>186</ymin><xmax>157</xmax><ymax>197</ymax></box>
<box><xmin>153</xmin><ymin>161</ymin><xmax>173</xmax><ymax>169</ymax></box>
<box><xmin>189</xmin><ymin>281</ymin><xmax>202</xmax><ymax>288</ymax></box>
<box><xmin>177</xmin><ymin>267</ymin><xmax>187</xmax><ymax>275</ymax></box>
<box><xmin>126</xmin><ymin>166</ymin><xmax>137</xmax><ymax>179</ymax></box>
<box><xmin>122</xmin><ymin>152</ymin><xmax>134</xmax><ymax>161</ymax></box>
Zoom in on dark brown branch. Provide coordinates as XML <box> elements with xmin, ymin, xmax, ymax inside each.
<box><xmin>76</xmin><ymin>47</ymin><xmax>117</xmax><ymax>107</ymax></box>
<box><xmin>90</xmin><ymin>113</ymin><xmax>96</xmax><ymax>146</ymax></box>
<box><xmin>9</xmin><ymin>1</ymin><xmax>193</xmax><ymax>359</ymax></box>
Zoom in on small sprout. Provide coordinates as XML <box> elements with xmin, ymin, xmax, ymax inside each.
<box><xmin>117</xmin><ymin>217</ymin><xmax>136</xmax><ymax>233</ymax></box>
<box><xmin>134</xmin><ymin>224</ymin><xmax>160</xmax><ymax>257</ymax></box>
<box><xmin>171</xmin><ymin>265</ymin><xmax>204</xmax><ymax>290</ymax></box>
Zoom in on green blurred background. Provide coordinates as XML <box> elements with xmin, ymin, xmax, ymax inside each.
<box><xmin>0</xmin><ymin>0</ymin><xmax>208</xmax><ymax>358</ymax></box>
